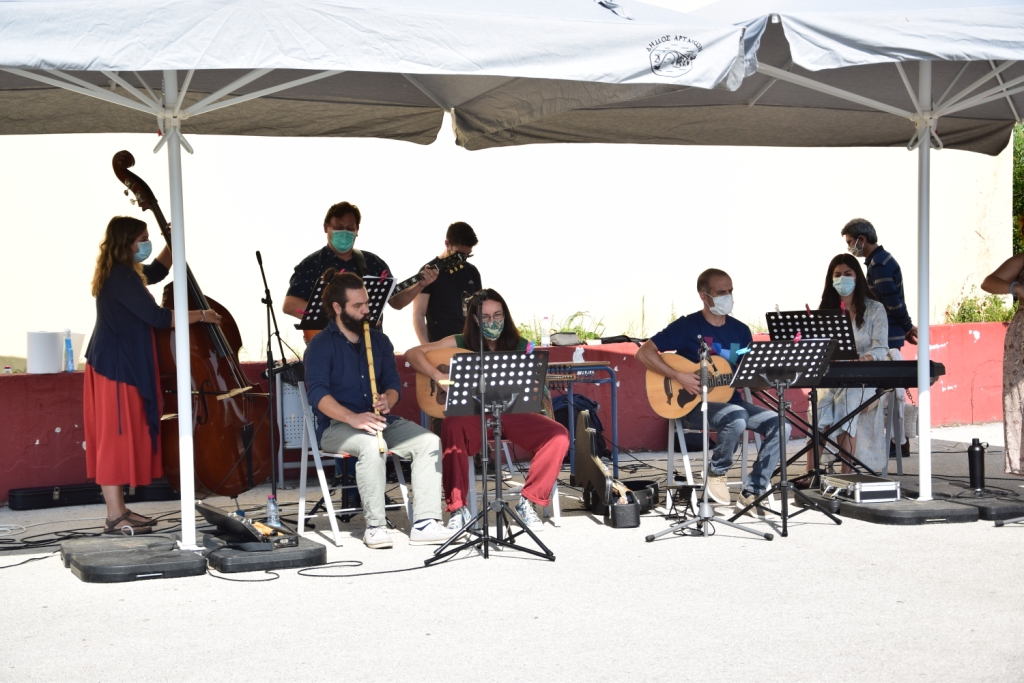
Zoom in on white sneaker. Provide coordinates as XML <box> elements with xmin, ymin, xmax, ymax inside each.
<box><xmin>515</xmin><ymin>496</ymin><xmax>543</xmax><ymax>533</ymax></box>
<box><xmin>446</xmin><ymin>506</ymin><xmax>472</xmax><ymax>531</ymax></box>
<box><xmin>363</xmin><ymin>525</ymin><xmax>393</xmax><ymax>549</ymax></box>
<box><xmin>410</xmin><ymin>519</ymin><xmax>457</xmax><ymax>546</ymax></box>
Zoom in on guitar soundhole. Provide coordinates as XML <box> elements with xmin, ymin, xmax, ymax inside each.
<box><xmin>676</xmin><ymin>389</ymin><xmax>695</xmax><ymax>407</ymax></box>
<box><xmin>435</xmin><ymin>364</ymin><xmax>450</xmax><ymax>405</ymax></box>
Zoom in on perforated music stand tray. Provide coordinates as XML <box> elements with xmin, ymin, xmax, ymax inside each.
<box><xmin>766</xmin><ymin>310</ymin><xmax>857</xmax><ymax>361</ymax></box>
<box><xmin>294</xmin><ymin>274</ymin><xmax>395</xmax><ymax>331</ymax></box>
<box><xmin>731</xmin><ymin>339</ymin><xmax>837</xmax><ymax>390</ymax></box>
<box><xmin>443</xmin><ymin>350</ymin><xmax>549</xmax><ymax>417</ymax></box>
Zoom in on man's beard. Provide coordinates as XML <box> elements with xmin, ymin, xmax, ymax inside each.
<box><xmin>340</xmin><ymin>309</ymin><xmax>368</xmax><ymax>334</ymax></box>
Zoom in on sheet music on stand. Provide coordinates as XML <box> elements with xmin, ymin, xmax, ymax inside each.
<box><xmin>444</xmin><ymin>350</ymin><xmax>549</xmax><ymax>416</ymax></box>
<box><xmin>731</xmin><ymin>339</ymin><xmax>837</xmax><ymax>390</ymax></box>
<box><xmin>294</xmin><ymin>274</ymin><xmax>395</xmax><ymax>331</ymax></box>
<box><xmin>766</xmin><ymin>310</ymin><xmax>857</xmax><ymax>361</ymax></box>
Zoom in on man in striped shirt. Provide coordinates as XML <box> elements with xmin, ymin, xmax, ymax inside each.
<box><xmin>842</xmin><ymin>217</ymin><xmax>917</xmax><ymax>457</ymax></box>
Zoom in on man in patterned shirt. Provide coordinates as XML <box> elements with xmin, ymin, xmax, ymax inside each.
<box><xmin>282</xmin><ymin>201</ymin><xmax>437</xmax><ymax>324</ymax></box>
<box><xmin>842</xmin><ymin>217</ymin><xmax>917</xmax><ymax>456</ymax></box>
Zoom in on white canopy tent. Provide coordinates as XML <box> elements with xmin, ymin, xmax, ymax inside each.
<box><xmin>0</xmin><ymin>0</ymin><xmax>748</xmax><ymax>548</ymax></box>
<box><xmin>457</xmin><ymin>0</ymin><xmax>1024</xmax><ymax>504</ymax></box>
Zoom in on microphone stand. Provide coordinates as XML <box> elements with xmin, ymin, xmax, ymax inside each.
<box><xmin>256</xmin><ymin>250</ymin><xmax>289</xmax><ymax>501</ymax></box>
<box><xmin>646</xmin><ymin>336</ymin><xmax>772</xmax><ymax>543</ymax></box>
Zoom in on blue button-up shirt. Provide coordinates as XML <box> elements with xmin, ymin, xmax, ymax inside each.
<box><xmin>303</xmin><ymin>319</ymin><xmax>402</xmax><ymax>441</ymax></box>
<box><xmin>865</xmin><ymin>245</ymin><xmax>913</xmax><ymax>349</ymax></box>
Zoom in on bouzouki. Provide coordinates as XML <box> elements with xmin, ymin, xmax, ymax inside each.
<box><xmin>645</xmin><ymin>354</ymin><xmax>735</xmax><ymax>419</ymax></box>
<box><xmin>299</xmin><ymin>251</ymin><xmax>469</xmax><ymax>343</ymax></box>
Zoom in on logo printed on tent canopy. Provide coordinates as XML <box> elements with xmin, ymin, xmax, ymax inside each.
<box><xmin>647</xmin><ymin>36</ymin><xmax>702</xmax><ymax>77</ymax></box>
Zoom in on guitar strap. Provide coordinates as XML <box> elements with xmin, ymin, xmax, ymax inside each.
<box><xmin>351</xmin><ymin>249</ymin><xmax>369</xmax><ymax>276</ymax></box>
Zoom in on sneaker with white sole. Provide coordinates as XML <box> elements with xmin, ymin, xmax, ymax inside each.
<box><xmin>410</xmin><ymin>519</ymin><xmax>457</xmax><ymax>546</ymax></box>
<box><xmin>736</xmin><ymin>490</ymin><xmax>765</xmax><ymax>517</ymax></box>
<box><xmin>704</xmin><ymin>474</ymin><xmax>731</xmax><ymax>505</ymax></box>
<box><xmin>363</xmin><ymin>525</ymin><xmax>393</xmax><ymax>549</ymax></box>
<box><xmin>445</xmin><ymin>506</ymin><xmax>472</xmax><ymax>532</ymax></box>
<box><xmin>515</xmin><ymin>496</ymin><xmax>543</xmax><ymax>533</ymax></box>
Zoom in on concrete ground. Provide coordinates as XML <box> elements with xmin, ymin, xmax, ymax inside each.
<box><xmin>1</xmin><ymin>423</ymin><xmax>1022</xmax><ymax>683</ymax></box>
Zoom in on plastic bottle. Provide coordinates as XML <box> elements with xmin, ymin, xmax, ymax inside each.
<box><xmin>541</xmin><ymin>316</ymin><xmax>550</xmax><ymax>347</ymax></box>
<box><xmin>3</xmin><ymin>366</ymin><xmax>11</xmax><ymax>374</ymax></box>
<box><xmin>266</xmin><ymin>494</ymin><xmax>281</xmax><ymax>527</ymax></box>
<box><xmin>63</xmin><ymin>329</ymin><xmax>75</xmax><ymax>372</ymax></box>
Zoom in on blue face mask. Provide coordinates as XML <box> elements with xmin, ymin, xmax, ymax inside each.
<box><xmin>134</xmin><ymin>240</ymin><xmax>152</xmax><ymax>263</ymax></box>
<box><xmin>481</xmin><ymin>320</ymin><xmax>505</xmax><ymax>340</ymax></box>
<box><xmin>832</xmin><ymin>275</ymin><xmax>856</xmax><ymax>297</ymax></box>
<box><xmin>330</xmin><ymin>229</ymin><xmax>356</xmax><ymax>253</ymax></box>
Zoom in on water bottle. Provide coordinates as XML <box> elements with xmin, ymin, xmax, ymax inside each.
<box><xmin>266</xmin><ymin>494</ymin><xmax>281</xmax><ymax>527</ymax></box>
<box><xmin>541</xmin><ymin>316</ymin><xmax>550</xmax><ymax>347</ymax></box>
<box><xmin>63</xmin><ymin>329</ymin><xmax>75</xmax><ymax>372</ymax></box>
<box><xmin>3</xmin><ymin>366</ymin><xmax>11</xmax><ymax>374</ymax></box>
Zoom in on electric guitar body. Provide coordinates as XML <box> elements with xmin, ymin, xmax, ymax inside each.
<box><xmin>645</xmin><ymin>354</ymin><xmax>734</xmax><ymax>419</ymax></box>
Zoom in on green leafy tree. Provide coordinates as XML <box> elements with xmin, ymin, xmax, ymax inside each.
<box><xmin>1014</xmin><ymin>124</ymin><xmax>1023</xmax><ymax>255</ymax></box>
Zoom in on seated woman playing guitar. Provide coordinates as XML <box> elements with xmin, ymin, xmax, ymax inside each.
<box><xmin>405</xmin><ymin>289</ymin><xmax>568</xmax><ymax>533</ymax></box>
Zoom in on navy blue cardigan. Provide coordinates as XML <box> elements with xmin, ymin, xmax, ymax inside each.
<box><xmin>85</xmin><ymin>262</ymin><xmax>172</xmax><ymax>451</ymax></box>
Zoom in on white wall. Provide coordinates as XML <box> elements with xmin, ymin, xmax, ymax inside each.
<box><xmin>0</xmin><ymin>123</ymin><xmax>1011</xmax><ymax>364</ymax></box>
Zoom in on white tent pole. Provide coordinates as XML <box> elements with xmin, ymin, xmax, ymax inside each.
<box><xmin>162</xmin><ymin>69</ymin><xmax>199</xmax><ymax>549</ymax></box>
<box><xmin>916</xmin><ymin>61</ymin><xmax>933</xmax><ymax>502</ymax></box>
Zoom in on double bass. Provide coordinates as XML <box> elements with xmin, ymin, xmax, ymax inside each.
<box><xmin>113</xmin><ymin>151</ymin><xmax>273</xmax><ymax>497</ymax></box>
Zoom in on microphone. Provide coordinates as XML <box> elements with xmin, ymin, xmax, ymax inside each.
<box><xmin>256</xmin><ymin>250</ymin><xmax>263</xmax><ymax>266</ymax></box>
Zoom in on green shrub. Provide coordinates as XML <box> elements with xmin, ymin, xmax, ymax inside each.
<box><xmin>944</xmin><ymin>286</ymin><xmax>1018</xmax><ymax>323</ymax></box>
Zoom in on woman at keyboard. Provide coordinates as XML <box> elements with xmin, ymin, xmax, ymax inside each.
<box><xmin>814</xmin><ymin>254</ymin><xmax>890</xmax><ymax>474</ymax></box>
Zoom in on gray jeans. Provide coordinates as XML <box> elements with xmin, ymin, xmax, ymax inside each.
<box><xmin>320</xmin><ymin>417</ymin><xmax>443</xmax><ymax>527</ymax></box>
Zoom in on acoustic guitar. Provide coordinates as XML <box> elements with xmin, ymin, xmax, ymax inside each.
<box><xmin>415</xmin><ymin>347</ymin><xmax>460</xmax><ymax>419</ymax></box>
<box><xmin>301</xmin><ymin>251</ymin><xmax>470</xmax><ymax>343</ymax></box>
<box><xmin>645</xmin><ymin>354</ymin><xmax>735</xmax><ymax>419</ymax></box>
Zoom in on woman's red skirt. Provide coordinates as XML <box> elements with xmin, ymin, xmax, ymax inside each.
<box><xmin>83</xmin><ymin>360</ymin><xmax>162</xmax><ymax>487</ymax></box>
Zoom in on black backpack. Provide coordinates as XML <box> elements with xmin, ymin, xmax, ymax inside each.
<box><xmin>552</xmin><ymin>394</ymin><xmax>610</xmax><ymax>458</ymax></box>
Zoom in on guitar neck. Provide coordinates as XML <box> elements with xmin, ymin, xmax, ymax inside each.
<box><xmin>390</xmin><ymin>272</ymin><xmax>423</xmax><ymax>297</ymax></box>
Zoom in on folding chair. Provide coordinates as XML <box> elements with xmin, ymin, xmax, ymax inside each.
<box><xmin>296</xmin><ymin>381</ymin><xmax>412</xmax><ymax>547</ymax></box>
<box><xmin>664</xmin><ymin>388</ymin><xmax>775</xmax><ymax>513</ymax></box>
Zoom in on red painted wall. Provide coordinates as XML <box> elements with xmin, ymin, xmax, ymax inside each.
<box><xmin>0</xmin><ymin>324</ymin><xmax>1006</xmax><ymax>504</ymax></box>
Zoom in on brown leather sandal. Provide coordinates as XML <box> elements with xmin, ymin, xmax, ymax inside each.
<box><xmin>103</xmin><ymin>510</ymin><xmax>153</xmax><ymax>535</ymax></box>
<box><xmin>124</xmin><ymin>509</ymin><xmax>158</xmax><ymax>527</ymax></box>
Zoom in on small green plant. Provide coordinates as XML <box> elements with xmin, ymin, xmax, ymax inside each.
<box><xmin>749</xmin><ymin>320</ymin><xmax>768</xmax><ymax>334</ymax></box>
<box><xmin>668</xmin><ymin>301</ymin><xmax>679</xmax><ymax>324</ymax></box>
<box><xmin>625</xmin><ymin>296</ymin><xmax>649</xmax><ymax>339</ymax></box>
<box><xmin>517</xmin><ymin>312</ymin><xmax>605</xmax><ymax>343</ymax></box>
<box><xmin>943</xmin><ymin>286</ymin><xmax>1018</xmax><ymax>323</ymax></box>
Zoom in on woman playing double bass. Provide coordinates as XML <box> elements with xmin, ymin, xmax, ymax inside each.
<box><xmin>84</xmin><ymin>216</ymin><xmax>221</xmax><ymax>535</ymax></box>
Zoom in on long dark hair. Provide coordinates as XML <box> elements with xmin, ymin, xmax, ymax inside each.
<box><xmin>462</xmin><ymin>289</ymin><xmax>520</xmax><ymax>352</ymax></box>
<box><xmin>92</xmin><ymin>216</ymin><xmax>148</xmax><ymax>297</ymax></box>
<box><xmin>818</xmin><ymin>253</ymin><xmax>875</xmax><ymax>328</ymax></box>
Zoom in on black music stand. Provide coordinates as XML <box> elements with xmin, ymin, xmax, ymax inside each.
<box><xmin>766</xmin><ymin>309</ymin><xmax>871</xmax><ymax>479</ymax></box>
<box><xmin>728</xmin><ymin>340</ymin><xmax>843</xmax><ymax>537</ymax></box>
<box><xmin>424</xmin><ymin>349</ymin><xmax>555</xmax><ymax>564</ymax></box>
<box><xmin>295</xmin><ymin>274</ymin><xmax>395</xmax><ymax>334</ymax></box>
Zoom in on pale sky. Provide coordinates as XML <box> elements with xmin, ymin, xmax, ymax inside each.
<box><xmin>0</xmin><ymin>119</ymin><xmax>1011</xmax><ymax>366</ymax></box>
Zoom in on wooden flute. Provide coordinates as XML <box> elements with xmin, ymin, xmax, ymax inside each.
<box><xmin>363</xmin><ymin>321</ymin><xmax>388</xmax><ymax>454</ymax></box>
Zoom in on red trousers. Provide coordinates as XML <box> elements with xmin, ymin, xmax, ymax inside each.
<box><xmin>441</xmin><ymin>413</ymin><xmax>568</xmax><ymax>511</ymax></box>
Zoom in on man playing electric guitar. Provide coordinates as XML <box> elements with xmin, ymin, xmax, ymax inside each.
<box><xmin>282</xmin><ymin>201</ymin><xmax>438</xmax><ymax>326</ymax></box>
<box><xmin>636</xmin><ymin>268</ymin><xmax>789</xmax><ymax>514</ymax></box>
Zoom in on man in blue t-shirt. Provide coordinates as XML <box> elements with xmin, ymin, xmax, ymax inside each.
<box><xmin>637</xmin><ymin>268</ymin><xmax>789</xmax><ymax>513</ymax></box>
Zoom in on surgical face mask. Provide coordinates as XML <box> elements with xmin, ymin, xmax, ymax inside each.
<box><xmin>330</xmin><ymin>229</ymin><xmax>356</xmax><ymax>252</ymax></box>
<box><xmin>847</xmin><ymin>237</ymin><xmax>864</xmax><ymax>258</ymax></box>
<box><xmin>833</xmin><ymin>275</ymin><xmax>856</xmax><ymax>297</ymax></box>
<box><xmin>133</xmin><ymin>240</ymin><xmax>152</xmax><ymax>263</ymax></box>
<box><xmin>481</xmin><ymin>319</ymin><xmax>505</xmax><ymax>340</ymax></box>
<box><xmin>706</xmin><ymin>293</ymin><xmax>733</xmax><ymax>317</ymax></box>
